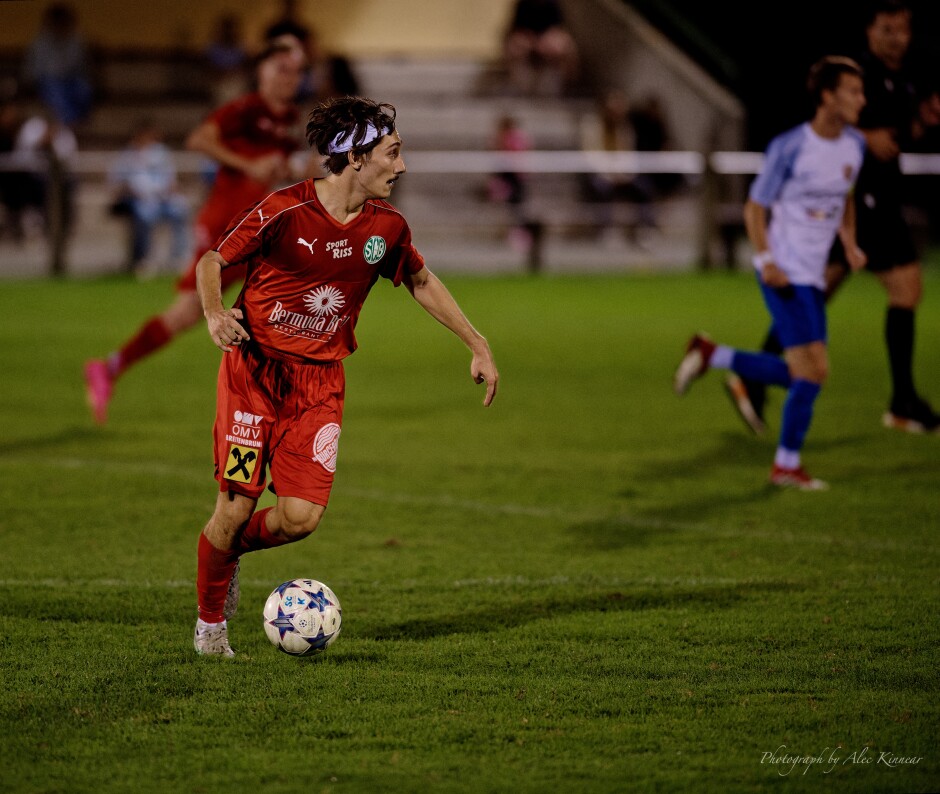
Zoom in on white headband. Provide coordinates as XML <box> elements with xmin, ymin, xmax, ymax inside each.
<box><xmin>328</xmin><ymin>122</ymin><xmax>389</xmax><ymax>155</ymax></box>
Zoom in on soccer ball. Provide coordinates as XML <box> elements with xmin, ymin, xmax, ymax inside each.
<box><xmin>263</xmin><ymin>578</ymin><xmax>342</xmax><ymax>656</ymax></box>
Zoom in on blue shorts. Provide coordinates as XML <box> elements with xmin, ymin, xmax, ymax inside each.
<box><xmin>758</xmin><ymin>278</ymin><xmax>827</xmax><ymax>348</ymax></box>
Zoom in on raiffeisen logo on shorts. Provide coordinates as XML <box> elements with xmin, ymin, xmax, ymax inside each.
<box><xmin>226</xmin><ymin>410</ymin><xmax>264</xmax><ymax>449</ymax></box>
<box><xmin>268</xmin><ymin>284</ymin><xmax>351</xmax><ymax>340</ymax></box>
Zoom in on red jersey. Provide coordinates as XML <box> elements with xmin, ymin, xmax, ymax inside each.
<box><xmin>216</xmin><ymin>180</ymin><xmax>425</xmax><ymax>362</ymax></box>
<box><xmin>176</xmin><ymin>93</ymin><xmax>302</xmax><ymax>294</ymax></box>
<box><xmin>203</xmin><ymin>92</ymin><xmax>300</xmax><ymax>215</ymax></box>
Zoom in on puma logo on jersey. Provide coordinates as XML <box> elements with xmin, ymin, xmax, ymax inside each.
<box><xmin>257</xmin><ymin>209</ymin><xmax>269</xmax><ymax>224</ymax></box>
<box><xmin>297</xmin><ymin>237</ymin><xmax>318</xmax><ymax>254</ymax></box>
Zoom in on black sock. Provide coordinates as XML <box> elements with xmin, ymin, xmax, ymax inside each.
<box><xmin>885</xmin><ymin>306</ymin><xmax>916</xmax><ymax>409</ymax></box>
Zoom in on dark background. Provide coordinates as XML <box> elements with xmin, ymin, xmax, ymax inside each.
<box><xmin>628</xmin><ymin>0</ymin><xmax>940</xmax><ymax>148</ymax></box>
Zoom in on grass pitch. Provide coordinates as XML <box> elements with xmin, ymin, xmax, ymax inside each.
<box><xmin>0</xmin><ymin>264</ymin><xmax>938</xmax><ymax>793</ymax></box>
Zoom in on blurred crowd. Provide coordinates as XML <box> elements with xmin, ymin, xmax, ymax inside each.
<box><xmin>0</xmin><ymin>0</ymin><xmax>361</xmax><ymax>272</ymax></box>
<box><xmin>0</xmin><ymin>0</ymin><xmax>937</xmax><ymax>275</ymax></box>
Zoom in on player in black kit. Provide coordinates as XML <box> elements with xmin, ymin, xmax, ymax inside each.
<box><xmin>728</xmin><ymin>0</ymin><xmax>939</xmax><ymax>434</ymax></box>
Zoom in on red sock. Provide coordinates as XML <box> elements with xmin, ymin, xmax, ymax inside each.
<box><xmin>196</xmin><ymin>533</ymin><xmax>239</xmax><ymax>623</ymax></box>
<box><xmin>237</xmin><ymin>507</ymin><xmax>293</xmax><ymax>554</ymax></box>
<box><xmin>113</xmin><ymin>316</ymin><xmax>173</xmax><ymax>378</ymax></box>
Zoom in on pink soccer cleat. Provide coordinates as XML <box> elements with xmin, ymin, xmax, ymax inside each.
<box><xmin>83</xmin><ymin>359</ymin><xmax>114</xmax><ymax>425</ymax></box>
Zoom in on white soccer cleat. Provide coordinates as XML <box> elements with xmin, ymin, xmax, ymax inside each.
<box><xmin>673</xmin><ymin>333</ymin><xmax>716</xmax><ymax>395</ymax></box>
<box><xmin>223</xmin><ymin>561</ymin><xmax>240</xmax><ymax>621</ymax></box>
<box><xmin>194</xmin><ymin>620</ymin><xmax>235</xmax><ymax>657</ymax></box>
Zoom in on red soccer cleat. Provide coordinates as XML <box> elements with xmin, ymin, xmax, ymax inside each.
<box><xmin>769</xmin><ymin>464</ymin><xmax>828</xmax><ymax>491</ymax></box>
<box><xmin>83</xmin><ymin>359</ymin><xmax>114</xmax><ymax>425</ymax></box>
<box><xmin>673</xmin><ymin>333</ymin><xmax>716</xmax><ymax>395</ymax></box>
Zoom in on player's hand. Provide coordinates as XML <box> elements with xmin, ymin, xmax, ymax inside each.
<box><xmin>244</xmin><ymin>153</ymin><xmax>287</xmax><ymax>184</ymax></box>
<box><xmin>206</xmin><ymin>307</ymin><xmax>250</xmax><ymax>352</ymax></box>
<box><xmin>760</xmin><ymin>262</ymin><xmax>790</xmax><ymax>288</ymax></box>
<box><xmin>865</xmin><ymin>128</ymin><xmax>900</xmax><ymax>161</ymax></box>
<box><xmin>471</xmin><ymin>345</ymin><xmax>499</xmax><ymax>407</ymax></box>
<box><xmin>845</xmin><ymin>243</ymin><xmax>867</xmax><ymax>272</ymax></box>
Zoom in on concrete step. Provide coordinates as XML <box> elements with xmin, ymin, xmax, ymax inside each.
<box><xmin>354</xmin><ymin>56</ymin><xmax>500</xmax><ymax>99</ymax></box>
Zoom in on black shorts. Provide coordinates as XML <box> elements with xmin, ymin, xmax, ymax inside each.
<box><xmin>834</xmin><ymin>192</ymin><xmax>919</xmax><ymax>272</ymax></box>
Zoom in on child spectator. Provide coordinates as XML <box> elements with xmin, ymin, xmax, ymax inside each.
<box><xmin>108</xmin><ymin>119</ymin><xmax>189</xmax><ymax>274</ymax></box>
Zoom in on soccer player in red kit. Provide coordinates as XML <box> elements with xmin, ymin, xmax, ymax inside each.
<box><xmin>192</xmin><ymin>96</ymin><xmax>499</xmax><ymax>656</ymax></box>
<box><xmin>83</xmin><ymin>39</ymin><xmax>308</xmax><ymax>424</ymax></box>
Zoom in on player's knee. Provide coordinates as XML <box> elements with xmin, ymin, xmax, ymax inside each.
<box><xmin>884</xmin><ymin>266</ymin><xmax>922</xmax><ymax>308</ymax></box>
<box><xmin>206</xmin><ymin>494</ymin><xmax>255</xmax><ymax>549</ymax></box>
<box><xmin>807</xmin><ymin>351</ymin><xmax>829</xmax><ymax>384</ymax></box>
<box><xmin>786</xmin><ymin>353</ymin><xmax>828</xmax><ymax>385</ymax></box>
<box><xmin>275</xmin><ymin>500</ymin><xmax>324</xmax><ymax>540</ymax></box>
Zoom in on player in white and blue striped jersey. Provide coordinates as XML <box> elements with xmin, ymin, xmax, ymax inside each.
<box><xmin>673</xmin><ymin>56</ymin><xmax>867</xmax><ymax>490</ymax></box>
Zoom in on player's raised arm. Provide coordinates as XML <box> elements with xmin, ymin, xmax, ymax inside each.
<box><xmin>403</xmin><ymin>266</ymin><xmax>499</xmax><ymax>407</ymax></box>
<box><xmin>195</xmin><ymin>250</ymin><xmax>249</xmax><ymax>352</ymax></box>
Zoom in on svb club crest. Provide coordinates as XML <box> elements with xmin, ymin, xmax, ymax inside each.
<box><xmin>363</xmin><ymin>236</ymin><xmax>386</xmax><ymax>265</ymax></box>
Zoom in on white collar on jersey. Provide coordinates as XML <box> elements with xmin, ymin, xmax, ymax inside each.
<box><xmin>328</xmin><ymin>122</ymin><xmax>390</xmax><ymax>155</ymax></box>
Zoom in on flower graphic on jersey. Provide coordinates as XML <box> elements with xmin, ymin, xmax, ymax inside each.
<box><xmin>303</xmin><ymin>285</ymin><xmax>346</xmax><ymax>316</ymax></box>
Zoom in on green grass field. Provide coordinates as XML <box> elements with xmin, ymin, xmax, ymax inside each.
<box><xmin>1</xmin><ymin>264</ymin><xmax>938</xmax><ymax>793</ymax></box>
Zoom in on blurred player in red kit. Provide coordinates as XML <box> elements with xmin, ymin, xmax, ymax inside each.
<box><xmin>192</xmin><ymin>96</ymin><xmax>499</xmax><ymax>656</ymax></box>
<box><xmin>83</xmin><ymin>38</ymin><xmax>309</xmax><ymax>424</ymax></box>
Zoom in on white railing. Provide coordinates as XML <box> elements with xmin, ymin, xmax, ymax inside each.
<box><xmin>2</xmin><ymin>150</ymin><xmax>937</xmax><ymax>275</ymax></box>
<box><xmin>3</xmin><ymin>150</ymin><xmax>939</xmax><ymax>175</ymax></box>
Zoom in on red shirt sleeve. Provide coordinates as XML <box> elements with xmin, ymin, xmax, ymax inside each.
<box><xmin>215</xmin><ymin>197</ymin><xmax>282</xmax><ymax>266</ymax></box>
<box><xmin>380</xmin><ymin>220</ymin><xmax>426</xmax><ymax>287</ymax></box>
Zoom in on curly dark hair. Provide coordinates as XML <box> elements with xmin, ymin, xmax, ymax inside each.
<box><xmin>305</xmin><ymin>96</ymin><xmax>397</xmax><ymax>175</ymax></box>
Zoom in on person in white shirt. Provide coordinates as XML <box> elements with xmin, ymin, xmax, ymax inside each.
<box><xmin>673</xmin><ymin>56</ymin><xmax>867</xmax><ymax>491</ymax></box>
<box><xmin>108</xmin><ymin>119</ymin><xmax>189</xmax><ymax>272</ymax></box>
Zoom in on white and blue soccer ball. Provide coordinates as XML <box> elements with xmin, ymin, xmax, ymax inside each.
<box><xmin>263</xmin><ymin>578</ymin><xmax>342</xmax><ymax>656</ymax></box>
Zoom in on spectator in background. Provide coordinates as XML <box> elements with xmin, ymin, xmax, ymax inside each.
<box><xmin>21</xmin><ymin>3</ymin><xmax>93</xmax><ymax>128</ymax></box>
<box><xmin>487</xmin><ymin>114</ymin><xmax>535</xmax><ymax>253</ymax></box>
<box><xmin>504</xmin><ymin>0</ymin><xmax>578</xmax><ymax>96</ymax></box>
<box><xmin>204</xmin><ymin>13</ymin><xmax>250</xmax><ymax>106</ymax></box>
<box><xmin>108</xmin><ymin>119</ymin><xmax>189</xmax><ymax>275</ymax></box>
<box><xmin>1</xmin><ymin>104</ymin><xmax>78</xmax><ymax>242</ymax></box>
<box><xmin>305</xmin><ymin>30</ymin><xmax>361</xmax><ymax>103</ymax></box>
<box><xmin>0</xmin><ymin>93</ymin><xmax>46</xmax><ymax>241</ymax></box>
<box><xmin>580</xmin><ymin>88</ymin><xmax>656</xmax><ymax>245</ymax></box>
<box><xmin>264</xmin><ymin>0</ymin><xmax>313</xmax><ymax>49</ymax></box>
<box><xmin>629</xmin><ymin>94</ymin><xmax>685</xmax><ymax>198</ymax></box>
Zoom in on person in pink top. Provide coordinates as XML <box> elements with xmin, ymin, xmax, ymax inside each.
<box><xmin>192</xmin><ymin>96</ymin><xmax>499</xmax><ymax>656</ymax></box>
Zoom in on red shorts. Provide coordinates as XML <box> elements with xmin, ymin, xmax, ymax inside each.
<box><xmin>213</xmin><ymin>344</ymin><xmax>345</xmax><ymax>506</ymax></box>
